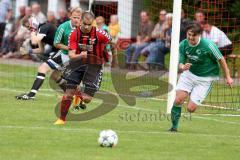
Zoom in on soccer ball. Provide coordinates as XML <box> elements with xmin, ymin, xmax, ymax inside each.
<box><xmin>98</xmin><ymin>130</ymin><xmax>118</xmax><ymax>147</ymax></box>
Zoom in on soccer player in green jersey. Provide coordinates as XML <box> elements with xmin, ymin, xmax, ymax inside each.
<box><xmin>54</xmin><ymin>7</ymin><xmax>82</xmax><ymax>63</ymax></box>
<box><xmin>169</xmin><ymin>22</ymin><xmax>233</xmax><ymax>132</ymax></box>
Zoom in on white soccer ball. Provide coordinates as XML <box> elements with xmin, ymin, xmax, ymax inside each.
<box><xmin>98</xmin><ymin>129</ymin><xmax>118</xmax><ymax>147</ymax></box>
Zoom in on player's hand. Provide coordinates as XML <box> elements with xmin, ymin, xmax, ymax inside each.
<box><xmin>19</xmin><ymin>47</ymin><xmax>29</xmax><ymax>55</ymax></box>
<box><xmin>180</xmin><ymin>63</ymin><xmax>192</xmax><ymax>71</ymax></box>
<box><xmin>225</xmin><ymin>76</ymin><xmax>233</xmax><ymax>88</ymax></box>
<box><xmin>79</xmin><ymin>51</ymin><xmax>87</xmax><ymax>59</ymax></box>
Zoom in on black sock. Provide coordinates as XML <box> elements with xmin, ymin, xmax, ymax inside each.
<box><xmin>28</xmin><ymin>72</ymin><xmax>45</xmax><ymax>97</ymax></box>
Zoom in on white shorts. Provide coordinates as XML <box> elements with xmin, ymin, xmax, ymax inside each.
<box><xmin>176</xmin><ymin>71</ymin><xmax>215</xmax><ymax>105</ymax></box>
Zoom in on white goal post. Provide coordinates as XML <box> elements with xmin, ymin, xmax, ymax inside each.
<box><xmin>167</xmin><ymin>0</ymin><xmax>182</xmax><ymax>114</ymax></box>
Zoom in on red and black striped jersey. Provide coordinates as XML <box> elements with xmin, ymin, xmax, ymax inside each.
<box><xmin>68</xmin><ymin>26</ymin><xmax>111</xmax><ymax>64</ymax></box>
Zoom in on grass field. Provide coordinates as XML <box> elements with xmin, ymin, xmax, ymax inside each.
<box><xmin>0</xmin><ymin>62</ymin><xmax>240</xmax><ymax>160</ymax></box>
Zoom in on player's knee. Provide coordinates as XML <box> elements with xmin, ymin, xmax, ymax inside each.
<box><xmin>174</xmin><ymin>97</ymin><xmax>185</xmax><ymax>105</ymax></box>
<box><xmin>65</xmin><ymin>94</ymin><xmax>74</xmax><ymax>101</ymax></box>
<box><xmin>187</xmin><ymin>106</ymin><xmax>197</xmax><ymax>113</ymax></box>
<box><xmin>38</xmin><ymin>63</ymin><xmax>50</xmax><ymax>73</ymax></box>
<box><xmin>82</xmin><ymin>96</ymin><xmax>92</xmax><ymax>103</ymax></box>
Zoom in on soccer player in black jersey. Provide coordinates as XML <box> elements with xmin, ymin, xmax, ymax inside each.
<box><xmin>15</xmin><ymin>13</ymin><xmax>81</xmax><ymax>100</ymax></box>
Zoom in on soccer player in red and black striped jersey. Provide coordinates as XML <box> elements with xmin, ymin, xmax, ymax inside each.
<box><xmin>54</xmin><ymin>11</ymin><xmax>111</xmax><ymax>125</ymax></box>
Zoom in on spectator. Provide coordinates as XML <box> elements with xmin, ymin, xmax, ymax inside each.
<box><xmin>140</xmin><ymin>9</ymin><xmax>166</xmax><ymax>68</ymax></box>
<box><xmin>147</xmin><ymin>13</ymin><xmax>172</xmax><ymax>70</ymax></box>
<box><xmin>25</xmin><ymin>6</ymin><xmax>32</xmax><ymax>16</ymax></box>
<box><xmin>125</xmin><ymin>10</ymin><xmax>154</xmax><ymax>69</ymax></box>
<box><xmin>47</xmin><ymin>11</ymin><xmax>57</xmax><ymax>27</ymax></box>
<box><xmin>201</xmin><ymin>20</ymin><xmax>233</xmax><ymax>56</ymax></box>
<box><xmin>108</xmin><ymin>14</ymin><xmax>121</xmax><ymax>67</ymax></box>
<box><xmin>194</xmin><ymin>10</ymin><xmax>205</xmax><ymax>23</ymax></box>
<box><xmin>96</xmin><ymin>16</ymin><xmax>112</xmax><ymax>64</ymax></box>
<box><xmin>57</xmin><ymin>8</ymin><xmax>69</xmax><ymax>26</ymax></box>
<box><xmin>0</xmin><ymin>0</ymin><xmax>12</xmax><ymax>48</ymax></box>
<box><xmin>31</xmin><ymin>3</ymin><xmax>47</xmax><ymax>24</ymax></box>
<box><xmin>180</xmin><ymin>9</ymin><xmax>191</xmax><ymax>41</ymax></box>
<box><xmin>0</xmin><ymin>9</ymin><xmax>14</xmax><ymax>57</ymax></box>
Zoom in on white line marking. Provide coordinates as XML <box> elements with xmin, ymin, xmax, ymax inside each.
<box><xmin>0</xmin><ymin>125</ymin><xmax>239</xmax><ymax>139</ymax></box>
<box><xmin>1</xmin><ymin>88</ymin><xmax>240</xmax><ymax>126</ymax></box>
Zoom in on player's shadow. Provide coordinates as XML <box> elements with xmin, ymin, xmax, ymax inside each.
<box><xmin>111</xmin><ymin>68</ymin><xmax>172</xmax><ymax>106</ymax></box>
<box><xmin>54</xmin><ymin>91</ymin><xmax>119</xmax><ymax>121</ymax></box>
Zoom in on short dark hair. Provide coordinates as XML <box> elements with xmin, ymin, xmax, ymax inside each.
<box><xmin>186</xmin><ymin>22</ymin><xmax>203</xmax><ymax>35</ymax></box>
<box><xmin>82</xmin><ymin>11</ymin><xmax>95</xmax><ymax>20</ymax></box>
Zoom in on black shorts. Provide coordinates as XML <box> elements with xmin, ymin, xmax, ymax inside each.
<box><xmin>46</xmin><ymin>51</ymin><xmax>63</xmax><ymax>70</ymax></box>
<box><xmin>65</xmin><ymin>64</ymin><xmax>103</xmax><ymax>97</ymax></box>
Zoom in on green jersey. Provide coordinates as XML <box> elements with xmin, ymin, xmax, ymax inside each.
<box><xmin>179</xmin><ymin>38</ymin><xmax>223</xmax><ymax>77</ymax></box>
<box><xmin>54</xmin><ymin>20</ymin><xmax>75</xmax><ymax>55</ymax></box>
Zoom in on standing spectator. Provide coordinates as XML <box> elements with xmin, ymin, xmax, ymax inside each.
<box><xmin>57</xmin><ymin>8</ymin><xmax>69</xmax><ymax>27</ymax></box>
<box><xmin>125</xmin><ymin>10</ymin><xmax>154</xmax><ymax>69</ymax></box>
<box><xmin>31</xmin><ymin>3</ymin><xmax>47</xmax><ymax>24</ymax></box>
<box><xmin>0</xmin><ymin>0</ymin><xmax>12</xmax><ymax>48</ymax></box>
<box><xmin>108</xmin><ymin>14</ymin><xmax>121</xmax><ymax>67</ymax></box>
<box><xmin>201</xmin><ymin>21</ymin><xmax>233</xmax><ymax>56</ymax></box>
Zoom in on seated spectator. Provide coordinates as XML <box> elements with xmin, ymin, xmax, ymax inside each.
<box><xmin>140</xmin><ymin>9</ymin><xmax>166</xmax><ymax>68</ymax></box>
<box><xmin>57</xmin><ymin>8</ymin><xmax>69</xmax><ymax>27</ymax></box>
<box><xmin>108</xmin><ymin>14</ymin><xmax>121</xmax><ymax>67</ymax></box>
<box><xmin>125</xmin><ymin>10</ymin><xmax>154</xmax><ymax>69</ymax></box>
<box><xmin>194</xmin><ymin>10</ymin><xmax>205</xmax><ymax>23</ymax></box>
<box><xmin>0</xmin><ymin>9</ymin><xmax>14</xmax><ymax>57</ymax></box>
<box><xmin>47</xmin><ymin>11</ymin><xmax>57</xmax><ymax>27</ymax></box>
<box><xmin>0</xmin><ymin>0</ymin><xmax>12</xmax><ymax>48</ymax></box>
<box><xmin>146</xmin><ymin>13</ymin><xmax>172</xmax><ymax>70</ymax></box>
<box><xmin>32</xmin><ymin>3</ymin><xmax>47</xmax><ymax>24</ymax></box>
<box><xmin>25</xmin><ymin>6</ymin><xmax>32</xmax><ymax>16</ymax></box>
<box><xmin>180</xmin><ymin>9</ymin><xmax>191</xmax><ymax>42</ymax></box>
<box><xmin>96</xmin><ymin>16</ymin><xmax>112</xmax><ymax>64</ymax></box>
<box><xmin>201</xmin><ymin>20</ymin><xmax>233</xmax><ymax>56</ymax></box>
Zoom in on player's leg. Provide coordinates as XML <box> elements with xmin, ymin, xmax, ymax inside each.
<box><xmin>188</xmin><ymin>80</ymin><xmax>214</xmax><ymax>112</ymax></box>
<box><xmin>81</xmin><ymin>64</ymin><xmax>103</xmax><ymax>103</ymax></box>
<box><xmin>169</xmin><ymin>90</ymin><xmax>188</xmax><ymax>132</ymax></box>
<box><xmin>72</xmin><ymin>85</ymin><xmax>87</xmax><ymax>111</ymax></box>
<box><xmin>54</xmin><ymin>66</ymin><xmax>85</xmax><ymax>124</ymax></box>
<box><xmin>15</xmin><ymin>62</ymin><xmax>51</xmax><ymax>100</ymax></box>
<box><xmin>169</xmin><ymin>71</ymin><xmax>194</xmax><ymax>132</ymax></box>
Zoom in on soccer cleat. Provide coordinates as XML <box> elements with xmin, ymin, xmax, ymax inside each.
<box><xmin>73</xmin><ymin>102</ymin><xmax>87</xmax><ymax>111</ymax></box>
<box><xmin>168</xmin><ymin>127</ymin><xmax>178</xmax><ymax>132</ymax></box>
<box><xmin>54</xmin><ymin>118</ymin><xmax>65</xmax><ymax>125</ymax></box>
<box><xmin>15</xmin><ymin>93</ymin><xmax>35</xmax><ymax>100</ymax></box>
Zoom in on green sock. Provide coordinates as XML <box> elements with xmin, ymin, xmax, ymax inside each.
<box><xmin>171</xmin><ymin>105</ymin><xmax>182</xmax><ymax>129</ymax></box>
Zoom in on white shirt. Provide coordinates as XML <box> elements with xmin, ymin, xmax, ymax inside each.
<box><xmin>202</xmin><ymin>26</ymin><xmax>232</xmax><ymax>48</ymax></box>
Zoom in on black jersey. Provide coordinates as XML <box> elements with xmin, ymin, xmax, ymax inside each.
<box><xmin>38</xmin><ymin>23</ymin><xmax>57</xmax><ymax>51</ymax></box>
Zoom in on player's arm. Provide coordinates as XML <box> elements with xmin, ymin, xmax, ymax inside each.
<box><xmin>218</xmin><ymin>57</ymin><xmax>233</xmax><ymax>87</ymax></box>
<box><xmin>178</xmin><ymin>41</ymin><xmax>192</xmax><ymax>71</ymax></box>
<box><xmin>54</xmin><ymin>26</ymin><xmax>69</xmax><ymax>51</ymax></box>
<box><xmin>208</xmin><ymin>42</ymin><xmax>233</xmax><ymax>87</ymax></box>
<box><xmin>19</xmin><ymin>38</ymin><xmax>44</xmax><ymax>55</ymax></box>
<box><xmin>30</xmin><ymin>31</ymin><xmax>45</xmax><ymax>45</ymax></box>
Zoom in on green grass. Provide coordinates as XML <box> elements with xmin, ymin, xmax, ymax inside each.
<box><xmin>0</xmin><ymin>63</ymin><xmax>240</xmax><ymax>160</ymax></box>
